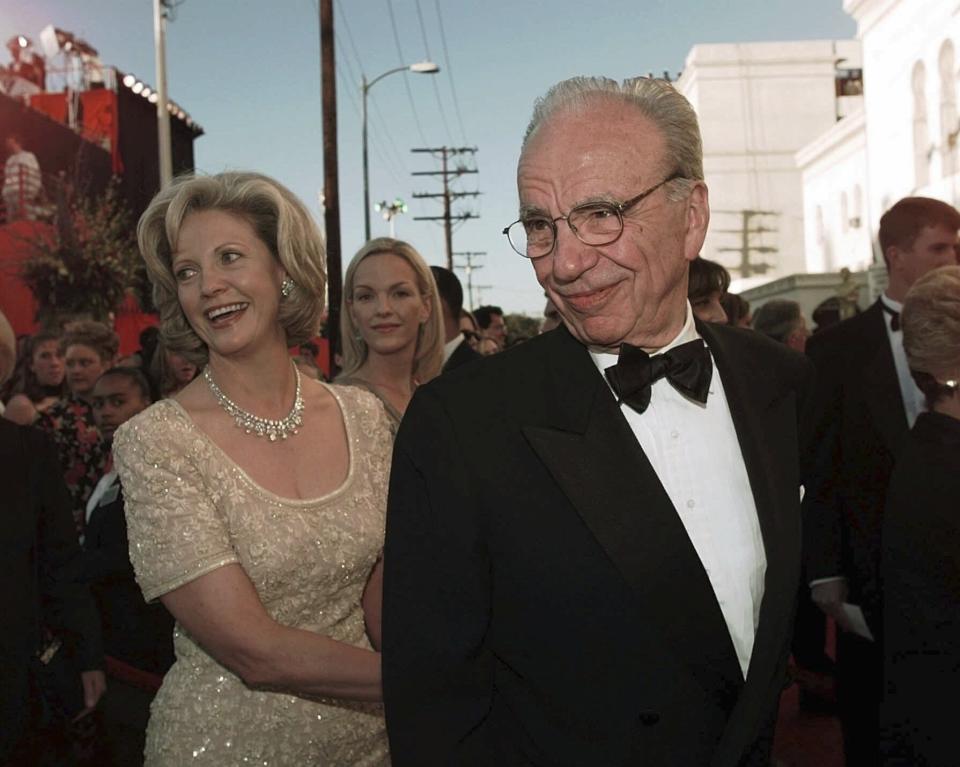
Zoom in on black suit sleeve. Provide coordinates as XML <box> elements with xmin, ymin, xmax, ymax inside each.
<box><xmin>801</xmin><ymin>340</ymin><xmax>844</xmax><ymax>582</ymax></box>
<box><xmin>382</xmin><ymin>388</ymin><xmax>495</xmax><ymax>766</ymax></box>
<box><xmin>82</xmin><ymin>495</ymin><xmax>135</xmax><ymax>584</ymax></box>
<box><xmin>30</xmin><ymin>429</ymin><xmax>104</xmax><ymax>671</ymax></box>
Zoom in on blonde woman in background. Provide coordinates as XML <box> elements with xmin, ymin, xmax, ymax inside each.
<box><xmin>337</xmin><ymin>238</ymin><xmax>444</xmax><ymax>431</ymax></box>
<box><xmin>114</xmin><ymin>172</ymin><xmax>391</xmax><ymax>766</ymax></box>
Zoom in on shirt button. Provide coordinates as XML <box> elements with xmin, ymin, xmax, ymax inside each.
<box><xmin>671</xmin><ymin>430</ymin><xmax>679</xmax><ymax>439</ymax></box>
<box><xmin>687</xmin><ymin>499</ymin><xmax>696</xmax><ymax>509</ymax></box>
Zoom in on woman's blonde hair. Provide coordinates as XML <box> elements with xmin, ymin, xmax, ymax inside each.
<box><xmin>339</xmin><ymin>238</ymin><xmax>444</xmax><ymax>384</ymax></box>
<box><xmin>902</xmin><ymin>264</ymin><xmax>960</xmax><ymax>407</ymax></box>
<box><xmin>137</xmin><ymin>172</ymin><xmax>326</xmax><ymax>366</ymax></box>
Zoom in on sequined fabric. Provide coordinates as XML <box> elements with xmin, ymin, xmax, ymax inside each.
<box><xmin>113</xmin><ymin>385</ymin><xmax>391</xmax><ymax>766</ymax></box>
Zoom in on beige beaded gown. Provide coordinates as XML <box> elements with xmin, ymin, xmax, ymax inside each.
<box><xmin>113</xmin><ymin>385</ymin><xmax>391</xmax><ymax>766</ymax></box>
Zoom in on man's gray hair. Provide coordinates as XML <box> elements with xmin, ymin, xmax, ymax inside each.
<box><xmin>522</xmin><ymin>76</ymin><xmax>704</xmax><ymax>200</ymax></box>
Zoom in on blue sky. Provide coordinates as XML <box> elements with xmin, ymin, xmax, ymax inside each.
<box><xmin>2</xmin><ymin>1</ymin><xmax>855</xmax><ymax>315</ymax></box>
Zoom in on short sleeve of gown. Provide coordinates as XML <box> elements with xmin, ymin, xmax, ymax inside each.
<box><xmin>113</xmin><ymin>403</ymin><xmax>239</xmax><ymax>602</ymax></box>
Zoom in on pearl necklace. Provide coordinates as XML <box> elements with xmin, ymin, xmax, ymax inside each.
<box><xmin>204</xmin><ymin>362</ymin><xmax>304</xmax><ymax>441</ymax></box>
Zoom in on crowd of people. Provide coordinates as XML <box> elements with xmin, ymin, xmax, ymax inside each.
<box><xmin>1</xmin><ymin>74</ymin><xmax>959</xmax><ymax>767</ymax></box>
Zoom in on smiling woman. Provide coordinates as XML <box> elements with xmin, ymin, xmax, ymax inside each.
<box><xmin>111</xmin><ymin>172</ymin><xmax>392</xmax><ymax>765</ymax></box>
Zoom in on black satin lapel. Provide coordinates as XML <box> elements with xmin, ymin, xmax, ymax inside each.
<box><xmin>522</xmin><ymin>376</ymin><xmax>743</xmax><ymax>700</ymax></box>
<box><xmin>863</xmin><ymin>346</ymin><xmax>909</xmax><ymax>453</ymax></box>
<box><xmin>700</xmin><ymin>324</ymin><xmax>803</xmax><ymax>767</ymax></box>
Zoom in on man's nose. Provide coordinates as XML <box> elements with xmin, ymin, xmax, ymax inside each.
<box><xmin>551</xmin><ymin>226</ymin><xmax>599</xmax><ymax>283</ymax></box>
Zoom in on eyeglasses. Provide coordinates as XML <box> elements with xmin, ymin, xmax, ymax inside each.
<box><xmin>502</xmin><ymin>172</ymin><xmax>684</xmax><ymax>259</ymax></box>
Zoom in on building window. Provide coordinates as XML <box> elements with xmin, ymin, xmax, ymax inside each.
<box><xmin>914</xmin><ymin>60</ymin><xmax>931</xmax><ymax>188</ymax></box>
<box><xmin>940</xmin><ymin>40</ymin><xmax>957</xmax><ymax>178</ymax></box>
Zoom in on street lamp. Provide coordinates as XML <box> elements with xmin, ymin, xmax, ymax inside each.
<box><xmin>375</xmin><ymin>197</ymin><xmax>409</xmax><ymax>238</ymax></box>
<box><xmin>362</xmin><ymin>61</ymin><xmax>439</xmax><ymax>240</ymax></box>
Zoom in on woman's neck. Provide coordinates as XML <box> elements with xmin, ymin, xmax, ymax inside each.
<box><xmin>357</xmin><ymin>346</ymin><xmax>417</xmax><ymax>393</ymax></box>
<box><xmin>206</xmin><ymin>342</ymin><xmax>297</xmax><ymax>418</ymax></box>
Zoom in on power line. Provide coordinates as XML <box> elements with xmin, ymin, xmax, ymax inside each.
<box><xmin>433</xmin><ymin>0</ymin><xmax>469</xmax><ymax>145</ymax></box>
<box><xmin>414</xmin><ymin>0</ymin><xmax>453</xmax><ymax>144</ymax></box>
<box><xmin>411</xmin><ymin>146</ymin><xmax>480</xmax><ymax>269</ymax></box>
<box><xmin>385</xmin><ymin>0</ymin><xmax>429</xmax><ymax>146</ymax></box>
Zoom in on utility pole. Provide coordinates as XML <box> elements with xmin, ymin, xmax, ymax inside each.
<box><xmin>152</xmin><ymin>0</ymin><xmax>173</xmax><ymax>188</ymax></box>
<box><xmin>411</xmin><ymin>146</ymin><xmax>479</xmax><ymax>269</ymax></box>
<box><xmin>319</xmin><ymin>0</ymin><xmax>342</xmax><ymax>376</ymax></box>
<box><xmin>715</xmin><ymin>209</ymin><xmax>779</xmax><ymax>278</ymax></box>
<box><xmin>452</xmin><ymin>250</ymin><xmax>485</xmax><ymax>311</ymax></box>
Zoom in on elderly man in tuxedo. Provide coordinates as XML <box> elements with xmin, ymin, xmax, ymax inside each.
<box><xmin>382</xmin><ymin>76</ymin><xmax>814</xmax><ymax>766</ymax></box>
<box><xmin>804</xmin><ymin>196</ymin><xmax>960</xmax><ymax>765</ymax></box>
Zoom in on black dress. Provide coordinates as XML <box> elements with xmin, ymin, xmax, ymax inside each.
<box><xmin>882</xmin><ymin>411</ymin><xmax>960</xmax><ymax>766</ymax></box>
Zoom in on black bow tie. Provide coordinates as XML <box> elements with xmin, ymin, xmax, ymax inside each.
<box><xmin>604</xmin><ymin>338</ymin><xmax>713</xmax><ymax>414</ymax></box>
<box><xmin>882</xmin><ymin>303</ymin><xmax>900</xmax><ymax>331</ymax></box>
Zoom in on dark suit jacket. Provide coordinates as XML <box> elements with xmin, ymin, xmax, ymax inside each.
<box><xmin>881</xmin><ymin>412</ymin><xmax>960</xmax><ymax>767</ymax></box>
<box><xmin>804</xmin><ymin>300</ymin><xmax>907</xmax><ymax>632</ymax></box>
<box><xmin>0</xmin><ymin>420</ymin><xmax>103</xmax><ymax>760</ymax></box>
<box><xmin>383</xmin><ymin>322</ymin><xmax>814</xmax><ymax>767</ymax></box>
<box><xmin>442</xmin><ymin>337</ymin><xmax>482</xmax><ymax>373</ymax></box>
<box><xmin>83</xmin><ymin>479</ymin><xmax>175</xmax><ymax>675</ymax></box>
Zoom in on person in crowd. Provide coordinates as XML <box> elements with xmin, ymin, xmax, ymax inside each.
<box><xmin>37</xmin><ymin>321</ymin><xmax>116</xmax><ymax>536</ymax></box>
<box><xmin>474</xmin><ymin>304</ymin><xmax>507</xmax><ymax>350</ymax></box>
<box><xmin>337</xmin><ymin>237</ymin><xmax>444</xmax><ymax>430</ymax></box>
<box><xmin>383</xmin><ymin>76</ymin><xmax>814</xmax><ymax>766</ymax></box>
<box><xmin>0</xmin><ymin>308</ymin><xmax>105</xmax><ymax>765</ymax></box>
<box><xmin>804</xmin><ymin>196</ymin><xmax>960</xmax><ymax>765</ymax></box>
<box><xmin>752</xmin><ymin>299</ymin><xmax>811</xmax><ymax>353</ymax></box>
<box><xmin>458</xmin><ymin>309</ymin><xmax>480</xmax><ymax>350</ymax></box>
<box><xmin>3</xmin><ymin>329</ymin><xmax>66</xmax><ymax>424</ymax></box>
<box><xmin>721</xmin><ymin>292</ymin><xmax>752</xmax><ymax>328</ymax></box>
<box><xmin>115</xmin><ymin>171</ymin><xmax>391</xmax><ymax>765</ymax></box>
<box><xmin>688</xmin><ymin>256</ymin><xmax>730</xmax><ymax>324</ymax></box>
<box><xmin>3</xmin><ymin>133</ymin><xmax>42</xmax><ymax>221</ymax></box>
<box><xmin>881</xmin><ymin>265</ymin><xmax>960</xmax><ymax>766</ymax></box>
<box><xmin>149</xmin><ymin>340</ymin><xmax>199</xmax><ymax>398</ymax></box>
<box><xmin>430</xmin><ymin>265</ymin><xmax>482</xmax><ymax>373</ymax></box>
<box><xmin>84</xmin><ymin>366</ymin><xmax>173</xmax><ymax>766</ymax></box>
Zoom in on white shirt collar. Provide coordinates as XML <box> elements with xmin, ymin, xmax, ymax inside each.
<box><xmin>442</xmin><ymin>332</ymin><xmax>465</xmax><ymax>363</ymax></box>
<box><xmin>881</xmin><ymin>293</ymin><xmax>903</xmax><ymax>313</ymax></box>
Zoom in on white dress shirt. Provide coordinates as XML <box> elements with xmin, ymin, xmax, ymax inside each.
<box><xmin>880</xmin><ymin>293</ymin><xmax>926</xmax><ymax>428</ymax></box>
<box><xmin>590</xmin><ymin>305</ymin><xmax>766</xmax><ymax>679</ymax></box>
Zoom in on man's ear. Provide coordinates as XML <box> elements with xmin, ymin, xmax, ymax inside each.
<box><xmin>684</xmin><ymin>181</ymin><xmax>710</xmax><ymax>263</ymax></box>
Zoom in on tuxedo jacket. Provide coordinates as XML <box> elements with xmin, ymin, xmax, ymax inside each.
<box><xmin>0</xmin><ymin>421</ymin><xmax>103</xmax><ymax>760</ymax></box>
<box><xmin>804</xmin><ymin>300</ymin><xmax>907</xmax><ymax>632</ymax></box>
<box><xmin>383</xmin><ymin>322</ymin><xmax>815</xmax><ymax>767</ymax></box>
<box><xmin>442</xmin><ymin>337</ymin><xmax>483</xmax><ymax>373</ymax></box>
<box><xmin>83</xmin><ymin>479</ymin><xmax>175</xmax><ymax>675</ymax></box>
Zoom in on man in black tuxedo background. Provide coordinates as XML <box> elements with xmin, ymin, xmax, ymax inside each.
<box><xmin>382</xmin><ymin>76</ymin><xmax>815</xmax><ymax>766</ymax></box>
<box><xmin>430</xmin><ymin>265</ymin><xmax>482</xmax><ymax>374</ymax></box>
<box><xmin>804</xmin><ymin>196</ymin><xmax>960</xmax><ymax>765</ymax></box>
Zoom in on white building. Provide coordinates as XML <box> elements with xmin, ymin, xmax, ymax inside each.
<box><xmin>798</xmin><ymin>0</ymin><xmax>960</xmax><ymax>278</ymax></box>
<box><xmin>676</xmin><ymin>40</ymin><xmax>862</xmax><ymax>290</ymax></box>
